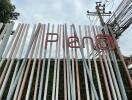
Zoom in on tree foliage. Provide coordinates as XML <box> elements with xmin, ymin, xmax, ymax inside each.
<box><xmin>0</xmin><ymin>0</ymin><xmax>19</xmax><ymax>23</ymax></box>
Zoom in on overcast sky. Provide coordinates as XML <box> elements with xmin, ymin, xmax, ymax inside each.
<box><xmin>11</xmin><ymin>0</ymin><xmax>132</xmax><ymax>56</ymax></box>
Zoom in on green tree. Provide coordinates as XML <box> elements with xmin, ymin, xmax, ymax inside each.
<box><xmin>0</xmin><ymin>0</ymin><xmax>19</xmax><ymax>23</ymax></box>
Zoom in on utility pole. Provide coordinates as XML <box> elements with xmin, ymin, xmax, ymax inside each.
<box><xmin>87</xmin><ymin>1</ymin><xmax>132</xmax><ymax>92</ymax></box>
<box><xmin>87</xmin><ymin>2</ymin><xmax>111</xmax><ymax>27</ymax></box>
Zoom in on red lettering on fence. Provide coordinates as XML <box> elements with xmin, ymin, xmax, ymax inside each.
<box><xmin>68</xmin><ymin>36</ymin><xmax>81</xmax><ymax>48</ymax></box>
<box><xmin>82</xmin><ymin>36</ymin><xmax>95</xmax><ymax>49</ymax></box>
<box><xmin>45</xmin><ymin>33</ymin><xmax>58</xmax><ymax>48</ymax></box>
<box><xmin>95</xmin><ymin>34</ymin><xmax>116</xmax><ymax>50</ymax></box>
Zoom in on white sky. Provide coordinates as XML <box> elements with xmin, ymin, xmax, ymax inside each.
<box><xmin>11</xmin><ymin>0</ymin><xmax>132</xmax><ymax>56</ymax></box>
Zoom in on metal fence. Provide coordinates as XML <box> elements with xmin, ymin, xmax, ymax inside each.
<box><xmin>0</xmin><ymin>23</ymin><xmax>132</xmax><ymax>100</ymax></box>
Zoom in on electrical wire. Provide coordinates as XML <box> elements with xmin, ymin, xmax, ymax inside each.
<box><xmin>107</xmin><ymin>0</ymin><xmax>132</xmax><ymax>36</ymax></box>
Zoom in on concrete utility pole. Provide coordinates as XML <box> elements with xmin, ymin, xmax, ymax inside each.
<box><xmin>87</xmin><ymin>1</ymin><xmax>132</xmax><ymax>96</ymax></box>
<box><xmin>87</xmin><ymin>2</ymin><xmax>111</xmax><ymax>27</ymax></box>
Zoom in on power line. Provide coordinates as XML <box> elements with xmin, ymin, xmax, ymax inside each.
<box><xmin>107</xmin><ymin>0</ymin><xmax>132</xmax><ymax>38</ymax></box>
